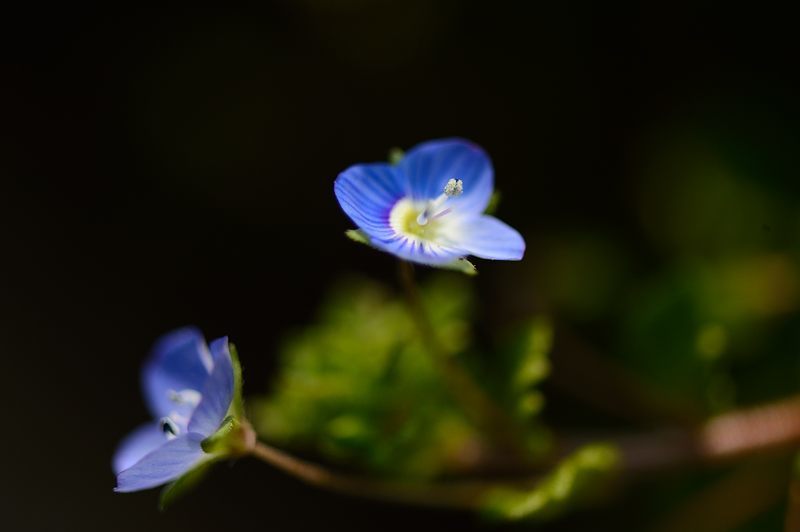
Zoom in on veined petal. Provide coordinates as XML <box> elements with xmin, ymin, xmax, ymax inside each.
<box><xmin>115</xmin><ymin>434</ymin><xmax>206</xmax><ymax>492</ymax></box>
<box><xmin>142</xmin><ymin>327</ymin><xmax>213</xmax><ymax>420</ymax></box>
<box><xmin>334</xmin><ymin>163</ymin><xmax>405</xmax><ymax>241</ymax></box>
<box><xmin>112</xmin><ymin>423</ymin><xmax>167</xmax><ymax>475</ymax></box>
<box><xmin>187</xmin><ymin>337</ymin><xmax>234</xmax><ymax>437</ymax></box>
<box><xmin>371</xmin><ymin>236</ymin><xmax>465</xmax><ymax>266</ymax></box>
<box><xmin>399</xmin><ymin>138</ymin><xmax>493</xmax><ymax>214</ymax></box>
<box><xmin>443</xmin><ymin>214</ymin><xmax>525</xmax><ymax>261</ymax></box>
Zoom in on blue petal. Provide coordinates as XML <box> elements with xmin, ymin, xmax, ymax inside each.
<box><xmin>334</xmin><ymin>163</ymin><xmax>405</xmax><ymax>241</ymax></box>
<box><xmin>112</xmin><ymin>423</ymin><xmax>167</xmax><ymax>475</ymax></box>
<box><xmin>142</xmin><ymin>327</ymin><xmax>213</xmax><ymax>419</ymax></box>
<box><xmin>399</xmin><ymin>138</ymin><xmax>493</xmax><ymax>214</ymax></box>
<box><xmin>448</xmin><ymin>215</ymin><xmax>525</xmax><ymax>261</ymax></box>
<box><xmin>371</xmin><ymin>237</ymin><xmax>465</xmax><ymax>266</ymax></box>
<box><xmin>115</xmin><ymin>434</ymin><xmax>206</xmax><ymax>492</ymax></box>
<box><xmin>187</xmin><ymin>337</ymin><xmax>234</xmax><ymax>437</ymax></box>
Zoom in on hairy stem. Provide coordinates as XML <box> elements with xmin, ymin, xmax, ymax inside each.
<box><xmin>396</xmin><ymin>260</ymin><xmax>530</xmax><ymax>459</ymax></box>
<box><xmin>249</xmin><ymin>440</ymin><xmax>500</xmax><ymax>510</ymax></box>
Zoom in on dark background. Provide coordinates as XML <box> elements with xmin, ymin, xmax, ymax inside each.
<box><xmin>3</xmin><ymin>3</ymin><xmax>800</xmax><ymax>531</ymax></box>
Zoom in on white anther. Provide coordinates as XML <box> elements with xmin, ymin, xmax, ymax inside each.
<box><xmin>416</xmin><ymin>179</ymin><xmax>465</xmax><ymax>225</ymax></box>
<box><xmin>443</xmin><ymin>178</ymin><xmax>463</xmax><ymax>197</ymax></box>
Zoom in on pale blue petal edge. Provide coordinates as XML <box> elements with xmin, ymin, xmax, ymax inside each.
<box><xmin>115</xmin><ymin>434</ymin><xmax>206</xmax><ymax>492</ymax></box>
<box><xmin>452</xmin><ymin>215</ymin><xmax>525</xmax><ymax>261</ymax></box>
<box><xmin>112</xmin><ymin>422</ymin><xmax>167</xmax><ymax>475</ymax></box>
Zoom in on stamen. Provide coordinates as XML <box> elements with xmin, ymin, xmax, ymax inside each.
<box><xmin>416</xmin><ymin>179</ymin><xmax>465</xmax><ymax>225</ymax></box>
<box><xmin>443</xmin><ymin>178</ymin><xmax>463</xmax><ymax>197</ymax></box>
<box><xmin>159</xmin><ymin>417</ymin><xmax>180</xmax><ymax>439</ymax></box>
<box><xmin>168</xmin><ymin>388</ymin><xmax>202</xmax><ymax>407</ymax></box>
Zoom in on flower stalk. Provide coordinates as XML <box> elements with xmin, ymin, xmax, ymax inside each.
<box><xmin>397</xmin><ymin>260</ymin><xmax>531</xmax><ymax>460</ymax></box>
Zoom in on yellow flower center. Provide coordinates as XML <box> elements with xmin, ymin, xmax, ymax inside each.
<box><xmin>389</xmin><ymin>179</ymin><xmax>464</xmax><ymax>242</ymax></box>
<box><xmin>390</xmin><ymin>199</ymin><xmax>444</xmax><ymax>241</ymax></box>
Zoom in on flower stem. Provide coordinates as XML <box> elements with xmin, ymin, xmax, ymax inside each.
<box><xmin>396</xmin><ymin>260</ymin><xmax>531</xmax><ymax>459</ymax></box>
<box><xmin>248</xmin><ymin>440</ymin><xmax>499</xmax><ymax>510</ymax></box>
<box><xmin>248</xmin><ymin>394</ymin><xmax>800</xmax><ymax>511</ymax></box>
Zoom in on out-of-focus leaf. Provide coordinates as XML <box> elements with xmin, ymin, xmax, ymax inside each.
<box><xmin>388</xmin><ymin>147</ymin><xmax>405</xmax><ymax>165</ymax></box>
<box><xmin>482</xmin><ymin>444</ymin><xmax>620</xmax><ymax>522</ymax></box>
<box><xmin>484</xmin><ymin>191</ymin><xmax>501</xmax><ymax>215</ymax></box>
<box><xmin>483</xmin><ymin>316</ymin><xmax>553</xmax><ymax>449</ymax></box>
<box><xmin>619</xmin><ymin>255</ymin><xmax>800</xmax><ymax>412</ymax></box>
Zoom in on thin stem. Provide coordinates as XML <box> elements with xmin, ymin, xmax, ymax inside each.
<box><xmin>248</xmin><ymin>440</ymin><xmax>505</xmax><ymax>510</ymax></box>
<box><xmin>248</xmin><ymin>394</ymin><xmax>800</xmax><ymax>511</ymax></box>
<box><xmin>396</xmin><ymin>260</ymin><xmax>530</xmax><ymax>458</ymax></box>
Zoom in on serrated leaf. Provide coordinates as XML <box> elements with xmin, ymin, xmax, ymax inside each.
<box><xmin>513</xmin><ymin>317</ymin><xmax>552</xmax><ymax>391</ymax></box>
<box><xmin>482</xmin><ymin>444</ymin><xmax>619</xmax><ymax>522</ymax></box>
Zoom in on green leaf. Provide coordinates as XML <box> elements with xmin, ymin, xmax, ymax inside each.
<box><xmin>482</xmin><ymin>444</ymin><xmax>620</xmax><ymax>521</ymax></box>
<box><xmin>159</xmin><ymin>458</ymin><xmax>219</xmax><ymax>511</ymax></box>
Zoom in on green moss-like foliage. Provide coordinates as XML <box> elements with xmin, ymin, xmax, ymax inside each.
<box><xmin>251</xmin><ymin>275</ymin><xmax>552</xmax><ymax>478</ymax></box>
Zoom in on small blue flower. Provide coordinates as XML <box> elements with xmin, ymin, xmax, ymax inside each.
<box><xmin>334</xmin><ymin>138</ymin><xmax>525</xmax><ymax>266</ymax></box>
<box><xmin>113</xmin><ymin>327</ymin><xmax>235</xmax><ymax>492</ymax></box>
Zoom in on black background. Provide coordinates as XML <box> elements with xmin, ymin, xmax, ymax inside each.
<box><xmin>3</xmin><ymin>3</ymin><xmax>799</xmax><ymax>531</ymax></box>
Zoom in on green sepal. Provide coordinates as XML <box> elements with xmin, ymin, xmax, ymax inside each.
<box><xmin>484</xmin><ymin>191</ymin><xmax>502</xmax><ymax>215</ymax></box>
<box><xmin>159</xmin><ymin>457</ymin><xmax>219</xmax><ymax>511</ymax></box>
<box><xmin>228</xmin><ymin>343</ymin><xmax>245</xmax><ymax>420</ymax></box>
<box><xmin>201</xmin><ymin>416</ymin><xmax>237</xmax><ymax>453</ymax></box>
<box><xmin>441</xmin><ymin>258</ymin><xmax>478</xmax><ymax>276</ymax></box>
<box><xmin>482</xmin><ymin>444</ymin><xmax>620</xmax><ymax>521</ymax></box>
<box><xmin>388</xmin><ymin>147</ymin><xmax>405</xmax><ymax>165</ymax></box>
<box><xmin>345</xmin><ymin>229</ymin><xmax>373</xmax><ymax>247</ymax></box>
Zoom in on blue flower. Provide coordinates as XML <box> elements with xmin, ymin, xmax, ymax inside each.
<box><xmin>113</xmin><ymin>327</ymin><xmax>235</xmax><ymax>492</ymax></box>
<box><xmin>334</xmin><ymin>138</ymin><xmax>525</xmax><ymax>266</ymax></box>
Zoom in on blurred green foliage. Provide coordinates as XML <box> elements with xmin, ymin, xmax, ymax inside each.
<box><xmin>253</xmin><ymin>125</ymin><xmax>800</xmax><ymax>527</ymax></box>
<box><xmin>252</xmin><ymin>275</ymin><xmax>552</xmax><ymax>478</ymax></box>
